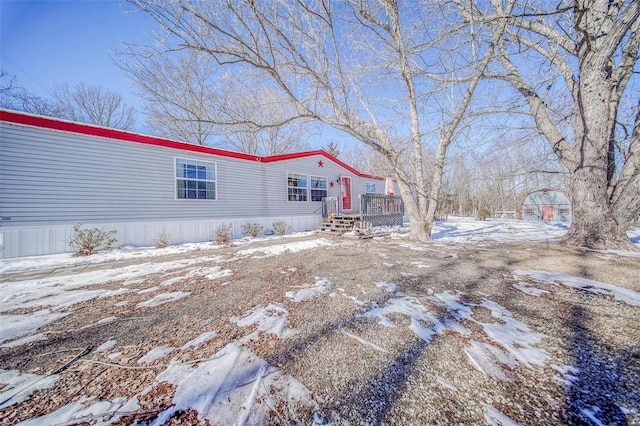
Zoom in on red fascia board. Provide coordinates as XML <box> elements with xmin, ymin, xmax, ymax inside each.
<box><xmin>0</xmin><ymin>109</ymin><xmax>260</xmax><ymax>161</ymax></box>
<box><xmin>0</xmin><ymin>109</ymin><xmax>387</xmax><ymax>180</ymax></box>
<box><xmin>263</xmin><ymin>150</ymin><xmax>385</xmax><ymax>180</ymax></box>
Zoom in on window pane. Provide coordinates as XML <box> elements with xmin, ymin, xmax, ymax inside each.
<box><xmin>176</xmin><ymin>158</ymin><xmax>217</xmax><ymax>200</ymax></box>
<box><xmin>311</xmin><ymin>189</ymin><xmax>327</xmax><ymax>201</ymax></box>
<box><xmin>196</xmin><ymin>165</ymin><xmax>206</xmax><ymax>179</ymax></box>
<box><xmin>288</xmin><ymin>187</ymin><xmax>307</xmax><ymax>201</ymax></box>
<box><xmin>176</xmin><ymin>160</ymin><xmax>186</xmax><ymax>177</ymax></box>
<box><xmin>207</xmin><ymin>164</ymin><xmax>216</xmax><ymax>180</ymax></box>
<box><xmin>288</xmin><ymin>173</ymin><xmax>307</xmax><ymax>188</ymax></box>
<box><xmin>311</xmin><ymin>176</ymin><xmax>327</xmax><ymax>189</ymax></box>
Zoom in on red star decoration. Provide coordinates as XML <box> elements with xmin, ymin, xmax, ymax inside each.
<box><xmin>329</xmin><ymin>181</ymin><xmax>334</xmax><ymax>188</ymax></box>
<box><xmin>318</xmin><ymin>160</ymin><xmax>324</xmax><ymax>167</ymax></box>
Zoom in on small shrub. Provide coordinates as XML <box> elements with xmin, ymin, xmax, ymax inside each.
<box><xmin>69</xmin><ymin>224</ymin><xmax>117</xmax><ymax>256</ymax></box>
<box><xmin>476</xmin><ymin>207</ymin><xmax>492</xmax><ymax>221</ymax></box>
<box><xmin>272</xmin><ymin>220</ymin><xmax>291</xmax><ymax>236</ymax></box>
<box><xmin>214</xmin><ymin>223</ymin><xmax>234</xmax><ymax>244</ymax></box>
<box><xmin>153</xmin><ymin>232</ymin><xmax>170</xmax><ymax>249</ymax></box>
<box><xmin>241</xmin><ymin>222</ymin><xmax>264</xmax><ymax>238</ymax></box>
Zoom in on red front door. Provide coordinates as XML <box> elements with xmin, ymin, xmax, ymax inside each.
<box><xmin>542</xmin><ymin>205</ymin><xmax>554</xmax><ymax>221</ymax></box>
<box><xmin>341</xmin><ymin>176</ymin><xmax>352</xmax><ymax>210</ymax></box>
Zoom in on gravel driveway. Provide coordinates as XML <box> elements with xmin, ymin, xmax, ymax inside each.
<box><xmin>1</xmin><ymin>232</ymin><xmax>639</xmax><ymax>425</ymax></box>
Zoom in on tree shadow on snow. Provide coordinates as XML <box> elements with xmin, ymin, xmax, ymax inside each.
<box><xmin>567</xmin><ymin>304</ymin><xmax>635</xmax><ymax>425</ymax></box>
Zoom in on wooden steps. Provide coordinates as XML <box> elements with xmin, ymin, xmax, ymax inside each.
<box><xmin>318</xmin><ymin>214</ymin><xmax>373</xmax><ymax>238</ymax></box>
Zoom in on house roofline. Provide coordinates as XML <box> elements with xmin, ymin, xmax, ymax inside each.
<box><xmin>0</xmin><ymin>109</ymin><xmax>386</xmax><ymax>181</ymax></box>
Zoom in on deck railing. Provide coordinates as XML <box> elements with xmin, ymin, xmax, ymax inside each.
<box><xmin>360</xmin><ymin>194</ymin><xmax>404</xmax><ymax>227</ymax></box>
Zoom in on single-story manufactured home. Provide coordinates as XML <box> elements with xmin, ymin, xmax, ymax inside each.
<box><xmin>0</xmin><ymin>109</ymin><xmax>403</xmax><ymax>259</ymax></box>
<box><xmin>521</xmin><ymin>189</ymin><xmax>572</xmax><ymax>222</ymax></box>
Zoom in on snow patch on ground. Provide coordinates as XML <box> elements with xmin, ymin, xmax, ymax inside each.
<box><xmin>551</xmin><ymin>364</ymin><xmax>580</xmax><ymax>386</ymax></box>
<box><xmin>137</xmin><ymin>292</ymin><xmax>191</xmax><ymax>308</ymax></box>
<box><xmin>478</xmin><ymin>299</ymin><xmax>549</xmax><ymax>368</ymax></box>
<box><xmin>96</xmin><ymin>339</ymin><xmax>117</xmax><ymax>352</ymax></box>
<box><xmin>484</xmin><ymin>403</ymin><xmax>521</xmax><ymax>426</ymax></box>
<box><xmin>236</xmin><ymin>238</ymin><xmax>334</xmax><ymax>258</ymax></box>
<box><xmin>514</xmin><ymin>270</ymin><xmax>640</xmax><ymax>306</ymax></box>
<box><xmin>464</xmin><ymin>340</ymin><xmax>516</xmax><ymax>381</ymax></box>
<box><xmin>0</xmin><ymin>310</ymin><xmax>69</xmax><ymax>347</ymax></box>
<box><xmin>360</xmin><ymin>296</ymin><xmax>446</xmax><ymax>342</ymax></box>
<box><xmin>360</xmin><ymin>290</ymin><xmax>549</xmax><ymax>377</ymax></box>
<box><xmin>148</xmin><ymin>342</ymin><xmax>317</xmax><ymax>425</ymax></box>
<box><xmin>375</xmin><ymin>281</ymin><xmax>397</xmax><ymax>293</ymax></box>
<box><xmin>14</xmin><ymin>395</ymin><xmax>140</xmax><ymax>426</ymax></box>
<box><xmin>432</xmin><ymin>218</ymin><xmax>568</xmax><ymax>244</ymax></box>
<box><xmin>0</xmin><ymin>369</ymin><xmax>60</xmax><ymax>410</ymax></box>
<box><xmin>181</xmin><ymin>331</ymin><xmax>218</xmax><ymax>350</ymax></box>
<box><xmin>79</xmin><ymin>316</ymin><xmax>118</xmax><ymax>330</ymax></box>
<box><xmin>138</xmin><ymin>345</ymin><xmax>177</xmax><ymax>363</ymax></box>
<box><xmin>286</xmin><ymin>278</ymin><xmax>331</xmax><ymax>302</ymax></box>
<box><xmin>0</xmin><ymin>256</ymin><xmax>222</xmax><ymax>315</ymax></box>
<box><xmin>512</xmin><ymin>281</ymin><xmax>549</xmax><ymax>297</ymax></box>
<box><xmin>231</xmin><ymin>303</ymin><xmax>295</xmax><ymax>342</ymax></box>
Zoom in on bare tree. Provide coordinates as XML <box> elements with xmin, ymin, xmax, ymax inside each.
<box><xmin>0</xmin><ymin>71</ymin><xmax>57</xmax><ymax>116</ymax></box>
<box><xmin>52</xmin><ymin>83</ymin><xmax>136</xmax><ymax>130</ymax></box>
<box><xmin>123</xmin><ymin>0</ymin><xmax>499</xmax><ymax>240</ymax></box>
<box><xmin>454</xmin><ymin>0</ymin><xmax>640</xmax><ymax>248</ymax></box>
<box><xmin>133</xmin><ymin>52</ymin><xmax>219</xmax><ymax>145</ymax></box>
<box><xmin>120</xmin><ymin>44</ymin><xmax>310</xmax><ymax>154</ymax></box>
<box><xmin>324</xmin><ymin>141</ymin><xmax>341</xmax><ymax>158</ymax></box>
<box><xmin>339</xmin><ymin>142</ymin><xmax>394</xmax><ymax>177</ymax></box>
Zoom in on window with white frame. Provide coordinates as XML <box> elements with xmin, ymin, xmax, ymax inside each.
<box><xmin>176</xmin><ymin>158</ymin><xmax>216</xmax><ymax>200</ymax></box>
<box><xmin>310</xmin><ymin>176</ymin><xmax>328</xmax><ymax>201</ymax></box>
<box><xmin>365</xmin><ymin>182</ymin><xmax>376</xmax><ymax>193</ymax></box>
<box><xmin>288</xmin><ymin>173</ymin><xmax>308</xmax><ymax>201</ymax></box>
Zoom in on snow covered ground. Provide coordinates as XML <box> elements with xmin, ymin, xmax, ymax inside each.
<box><xmin>1</xmin><ymin>218</ymin><xmax>639</xmax><ymax>425</ymax></box>
<box><xmin>2</xmin><ymin>218</ymin><xmax>638</xmax><ymax>275</ymax></box>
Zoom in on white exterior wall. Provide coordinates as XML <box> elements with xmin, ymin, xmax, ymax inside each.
<box><xmin>0</xmin><ymin>215</ymin><xmax>322</xmax><ymax>259</ymax></box>
<box><xmin>0</xmin><ymin>119</ymin><xmax>390</xmax><ymax>258</ymax></box>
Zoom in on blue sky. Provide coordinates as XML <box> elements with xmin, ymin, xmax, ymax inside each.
<box><xmin>1</xmin><ymin>0</ymin><xmax>152</xmax><ymax>129</ymax></box>
<box><xmin>0</xmin><ymin>1</ymin><xmax>395</xmax><ymax>150</ymax></box>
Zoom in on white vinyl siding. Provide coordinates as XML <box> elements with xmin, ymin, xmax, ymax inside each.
<box><xmin>175</xmin><ymin>158</ymin><xmax>216</xmax><ymax>200</ymax></box>
<box><xmin>1</xmin><ymin>120</ymin><xmax>408</xmax><ymax>258</ymax></box>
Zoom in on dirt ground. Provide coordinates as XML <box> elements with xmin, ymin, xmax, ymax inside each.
<box><xmin>1</xmin><ymin>232</ymin><xmax>639</xmax><ymax>425</ymax></box>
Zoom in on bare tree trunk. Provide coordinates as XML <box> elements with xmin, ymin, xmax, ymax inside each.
<box><xmin>562</xmin><ymin>69</ymin><xmax>631</xmax><ymax>248</ymax></box>
<box><xmin>426</xmin><ymin>129</ymin><xmax>447</xmax><ymax>225</ymax></box>
<box><xmin>469</xmin><ymin>0</ymin><xmax>640</xmax><ymax>249</ymax></box>
<box><xmin>566</xmin><ymin>170</ymin><xmax>628</xmax><ymax>248</ymax></box>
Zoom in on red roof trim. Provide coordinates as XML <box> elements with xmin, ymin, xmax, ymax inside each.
<box><xmin>1</xmin><ymin>109</ymin><xmax>385</xmax><ymax>180</ymax></box>
<box><xmin>0</xmin><ymin>109</ymin><xmax>260</xmax><ymax>161</ymax></box>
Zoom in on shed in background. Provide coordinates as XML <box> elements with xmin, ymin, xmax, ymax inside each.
<box><xmin>521</xmin><ymin>189</ymin><xmax>572</xmax><ymax>222</ymax></box>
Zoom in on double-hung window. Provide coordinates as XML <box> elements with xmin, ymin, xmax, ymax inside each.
<box><xmin>287</xmin><ymin>173</ymin><xmax>308</xmax><ymax>201</ymax></box>
<box><xmin>176</xmin><ymin>158</ymin><xmax>216</xmax><ymax>200</ymax></box>
<box><xmin>365</xmin><ymin>182</ymin><xmax>376</xmax><ymax>193</ymax></box>
<box><xmin>310</xmin><ymin>176</ymin><xmax>328</xmax><ymax>201</ymax></box>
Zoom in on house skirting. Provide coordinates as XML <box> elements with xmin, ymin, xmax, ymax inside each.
<box><xmin>0</xmin><ymin>215</ymin><xmax>323</xmax><ymax>259</ymax></box>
